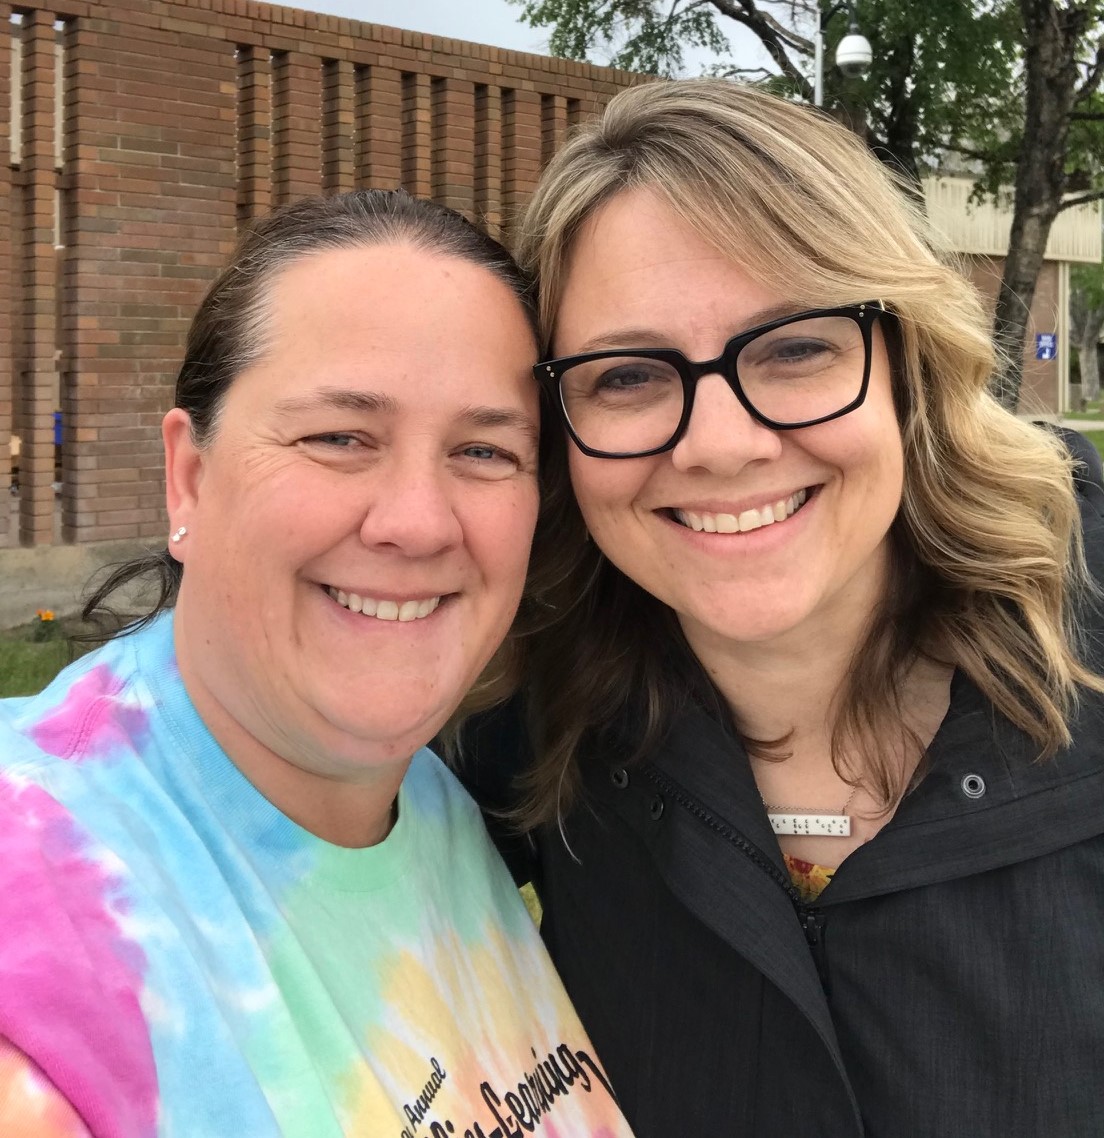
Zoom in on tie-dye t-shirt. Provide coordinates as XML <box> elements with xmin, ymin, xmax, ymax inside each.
<box><xmin>0</xmin><ymin>613</ymin><xmax>633</xmax><ymax>1138</ymax></box>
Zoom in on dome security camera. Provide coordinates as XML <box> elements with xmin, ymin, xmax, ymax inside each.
<box><xmin>835</xmin><ymin>32</ymin><xmax>873</xmax><ymax>79</ymax></box>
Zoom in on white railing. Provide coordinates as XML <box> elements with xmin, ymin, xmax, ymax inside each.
<box><xmin>924</xmin><ymin>175</ymin><xmax>1102</xmax><ymax>263</ymax></box>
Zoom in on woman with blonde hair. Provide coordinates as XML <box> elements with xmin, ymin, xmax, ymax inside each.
<box><xmin>460</xmin><ymin>78</ymin><xmax>1104</xmax><ymax>1136</ymax></box>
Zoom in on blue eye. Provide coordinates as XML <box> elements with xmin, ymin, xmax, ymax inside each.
<box><xmin>463</xmin><ymin>444</ymin><xmax>504</xmax><ymax>461</ymax></box>
<box><xmin>308</xmin><ymin>433</ymin><xmax>358</xmax><ymax>447</ymax></box>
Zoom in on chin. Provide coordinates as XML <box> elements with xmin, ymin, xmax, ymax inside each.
<box><xmin>308</xmin><ymin>686</ymin><xmax>448</xmax><ymax>751</ymax></box>
<box><xmin>691</xmin><ymin>603</ymin><xmax>814</xmax><ymax>646</ymax></box>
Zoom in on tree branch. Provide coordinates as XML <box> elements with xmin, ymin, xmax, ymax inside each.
<box><xmin>946</xmin><ymin>143</ymin><xmax>1001</xmax><ymax>163</ymax></box>
<box><xmin>1057</xmin><ymin>188</ymin><xmax>1104</xmax><ymax>212</ymax></box>
<box><xmin>741</xmin><ymin>1</ymin><xmax>812</xmax><ymax>51</ymax></box>
<box><xmin>1074</xmin><ymin>39</ymin><xmax>1104</xmax><ymax>102</ymax></box>
<box><xmin>712</xmin><ymin>65</ymin><xmax>777</xmax><ymax>80</ymax></box>
<box><xmin>1069</xmin><ymin>111</ymin><xmax>1104</xmax><ymax>120</ymax></box>
<box><xmin>664</xmin><ymin>0</ymin><xmax>694</xmax><ymax>33</ymax></box>
<box><xmin>708</xmin><ymin>0</ymin><xmax>813</xmax><ymax>96</ymax></box>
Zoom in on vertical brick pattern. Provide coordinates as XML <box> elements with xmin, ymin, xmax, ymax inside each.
<box><xmin>272</xmin><ymin>52</ymin><xmax>321</xmax><ymax>205</ymax></box>
<box><xmin>321</xmin><ymin>58</ymin><xmax>354</xmax><ymax>194</ymax></box>
<box><xmin>473</xmin><ymin>84</ymin><xmax>502</xmax><ymax>239</ymax></box>
<box><xmin>63</xmin><ymin>11</ymin><xmax>237</xmax><ymax>542</ymax></box>
<box><xmin>401</xmin><ymin>71</ymin><xmax>431</xmax><ymax>198</ymax></box>
<box><xmin>19</xmin><ymin>11</ymin><xmax>58</xmax><ymax>545</ymax></box>
<box><xmin>0</xmin><ymin>7</ymin><xmax>12</xmax><ymax>540</ymax></box>
<box><xmin>501</xmin><ymin>87</ymin><xmax>542</xmax><ymax>243</ymax></box>
<box><xmin>57</xmin><ymin>27</ymin><xmax>75</xmax><ymax>536</ymax></box>
<box><xmin>431</xmin><ymin>77</ymin><xmax>473</xmax><ymax>218</ymax></box>
<box><xmin>3</xmin><ymin>0</ymin><xmax>640</xmax><ymax>549</ymax></box>
<box><xmin>541</xmin><ymin>93</ymin><xmax>568</xmax><ymax>170</ymax></box>
<box><xmin>237</xmin><ymin>45</ymin><xmax>271</xmax><ymax>225</ymax></box>
<box><xmin>355</xmin><ymin>65</ymin><xmax>401</xmax><ymax>189</ymax></box>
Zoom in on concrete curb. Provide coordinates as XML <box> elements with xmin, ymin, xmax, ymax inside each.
<box><xmin>0</xmin><ymin>540</ymin><xmax>156</xmax><ymax>630</ymax></box>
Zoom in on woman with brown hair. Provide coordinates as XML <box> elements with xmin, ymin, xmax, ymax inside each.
<box><xmin>0</xmin><ymin>190</ymin><xmax>633</xmax><ymax>1138</ymax></box>
<box><xmin>459</xmin><ymin>78</ymin><xmax>1104</xmax><ymax>1137</ymax></box>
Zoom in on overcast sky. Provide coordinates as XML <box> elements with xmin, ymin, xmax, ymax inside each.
<box><xmin>296</xmin><ymin>1</ymin><xmax>554</xmax><ymax>56</ymax></box>
<box><xmin>290</xmin><ymin>0</ymin><xmax>766</xmax><ymax>73</ymax></box>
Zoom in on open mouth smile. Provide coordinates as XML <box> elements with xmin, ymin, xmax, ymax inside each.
<box><xmin>324</xmin><ymin>586</ymin><xmax>444</xmax><ymax>622</ymax></box>
<box><xmin>671</xmin><ymin>488</ymin><xmax>810</xmax><ymax>534</ymax></box>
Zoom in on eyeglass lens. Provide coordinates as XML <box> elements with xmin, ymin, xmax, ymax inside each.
<box><xmin>559</xmin><ymin>314</ymin><xmax>867</xmax><ymax>455</ymax></box>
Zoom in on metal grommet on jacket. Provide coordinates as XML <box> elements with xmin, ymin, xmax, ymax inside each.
<box><xmin>960</xmin><ymin>773</ymin><xmax>986</xmax><ymax>799</ymax></box>
<box><xmin>610</xmin><ymin>767</ymin><xmax>630</xmax><ymax>790</ymax></box>
<box><xmin>649</xmin><ymin>795</ymin><xmax>665</xmax><ymax>820</ymax></box>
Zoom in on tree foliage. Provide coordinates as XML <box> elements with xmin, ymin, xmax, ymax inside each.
<box><xmin>988</xmin><ymin>1</ymin><xmax>1104</xmax><ymax>408</ymax></box>
<box><xmin>1071</xmin><ymin>261</ymin><xmax>1104</xmax><ymax>402</ymax></box>
<box><xmin>512</xmin><ymin>0</ymin><xmax>1022</xmax><ymax>181</ymax></box>
<box><xmin>512</xmin><ymin>0</ymin><xmax>1104</xmax><ymax>409</ymax></box>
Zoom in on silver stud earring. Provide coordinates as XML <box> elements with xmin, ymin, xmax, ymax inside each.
<box><xmin>170</xmin><ymin>526</ymin><xmax>187</xmax><ymax>544</ymax></box>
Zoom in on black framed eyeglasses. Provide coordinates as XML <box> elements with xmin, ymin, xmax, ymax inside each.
<box><xmin>536</xmin><ymin>301</ymin><xmax>890</xmax><ymax>459</ymax></box>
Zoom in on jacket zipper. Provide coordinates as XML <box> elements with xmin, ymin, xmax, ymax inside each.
<box><xmin>798</xmin><ymin>906</ymin><xmax>830</xmax><ymax>995</ymax></box>
<box><xmin>644</xmin><ymin>764</ymin><xmax>832</xmax><ymax>993</ymax></box>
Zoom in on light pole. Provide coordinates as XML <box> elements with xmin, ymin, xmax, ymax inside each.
<box><xmin>813</xmin><ymin>5</ymin><xmax>873</xmax><ymax>106</ymax></box>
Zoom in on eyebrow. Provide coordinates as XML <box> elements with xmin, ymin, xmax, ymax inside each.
<box><xmin>458</xmin><ymin>405</ymin><xmax>539</xmax><ymax>446</ymax></box>
<box><xmin>272</xmin><ymin>387</ymin><xmax>400</xmax><ymax>416</ymax></box>
<box><xmin>568</xmin><ymin>302</ymin><xmax>809</xmax><ymax>355</ymax></box>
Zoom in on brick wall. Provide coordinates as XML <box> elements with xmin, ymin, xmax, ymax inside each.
<box><xmin>1</xmin><ymin>0</ymin><xmax>638</xmax><ymax>548</ymax></box>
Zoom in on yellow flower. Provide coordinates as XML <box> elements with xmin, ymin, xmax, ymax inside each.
<box><xmin>35</xmin><ymin>609</ymin><xmax>55</xmax><ymax>622</ymax></box>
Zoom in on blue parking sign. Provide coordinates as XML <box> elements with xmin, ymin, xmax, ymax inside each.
<box><xmin>1036</xmin><ymin>333</ymin><xmax>1057</xmax><ymax>361</ymax></box>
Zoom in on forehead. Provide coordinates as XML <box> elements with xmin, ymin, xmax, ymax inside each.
<box><xmin>265</xmin><ymin>243</ymin><xmax>510</xmax><ymax>335</ymax></box>
<box><xmin>555</xmin><ymin>188</ymin><xmax>788</xmax><ymax>352</ymax></box>
<box><xmin>264</xmin><ymin>244</ymin><xmax>530</xmax><ymax>359</ymax></box>
<box><xmin>228</xmin><ymin>243</ymin><xmax>538</xmax><ymax>411</ymax></box>
<box><xmin>568</xmin><ymin>188</ymin><xmax>725</xmax><ymax>275</ymax></box>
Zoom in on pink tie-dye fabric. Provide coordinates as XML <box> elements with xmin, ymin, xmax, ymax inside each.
<box><xmin>29</xmin><ymin>665</ymin><xmax>149</xmax><ymax>763</ymax></box>
<box><xmin>0</xmin><ymin>778</ymin><xmax>158</xmax><ymax>1138</ymax></box>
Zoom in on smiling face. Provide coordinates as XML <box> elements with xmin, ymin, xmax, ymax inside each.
<box><xmin>165</xmin><ymin>243</ymin><xmax>539</xmax><ymax>808</ymax></box>
<box><xmin>554</xmin><ymin>188</ymin><xmax>904</xmax><ymax>662</ymax></box>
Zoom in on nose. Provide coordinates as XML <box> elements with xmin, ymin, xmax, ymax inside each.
<box><xmin>358</xmin><ymin>452</ymin><xmax>464</xmax><ymax>557</ymax></box>
<box><xmin>669</xmin><ymin>372</ymin><xmax>782</xmax><ymax>473</ymax></box>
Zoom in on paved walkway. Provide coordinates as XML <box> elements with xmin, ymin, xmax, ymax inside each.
<box><xmin>1026</xmin><ymin>414</ymin><xmax>1104</xmax><ymax>431</ymax></box>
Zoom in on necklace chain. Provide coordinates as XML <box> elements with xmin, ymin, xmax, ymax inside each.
<box><xmin>762</xmin><ymin>784</ymin><xmax>861</xmax><ymax>815</ymax></box>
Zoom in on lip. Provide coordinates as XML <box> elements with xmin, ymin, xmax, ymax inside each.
<box><xmin>318</xmin><ymin>583</ymin><xmax>457</xmax><ymax>625</ymax></box>
<box><xmin>657</xmin><ymin>485</ymin><xmax>819</xmax><ymax>548</ymax></box>
<box><xmin>663</xmin><ymin>484</ymin><xmax>818</xmax><ymax>516</ymax></box>
<box><xmin>325</xmin><ymin>587</ymin><xmax>452</xmax><ymax>604</ymax></box>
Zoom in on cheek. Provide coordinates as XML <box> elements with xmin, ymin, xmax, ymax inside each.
<box><xmin>469</xmin><ymin>485</ymin><xmax>540</xmax><ymax>582</ymax></box>
<box><xmin>567</xmin><ymin>452</ymin><xmax>645</xmax><ymax>527</ymax></box>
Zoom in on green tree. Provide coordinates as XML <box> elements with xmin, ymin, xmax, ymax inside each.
<box><xmin>1071</xmin><ymin>260</ymin><xmax>1104</xmax><ymax>403</ymax></box>
<box><xmin>978</xmin><ymin>1</ymin><xmax>1104</xmax><ymax>409</ymax></box>
<box><xmin>512</xmin><ymin>0</ymin><xmax>1104</xmax><ymax>410</ymax></box>
<box><xmin>513</xmin><ymin>0</ymin><xmax>1020</xmax><ymax>182</ymax></box>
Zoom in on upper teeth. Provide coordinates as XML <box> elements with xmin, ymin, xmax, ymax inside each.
<box><xmin>327</xmin><ymin>588</ymin><xmax>442</xmax><ymax>622</ymax></box>
<box><xmin>676</xmin><ymin>489</ymin><xmax>808</xmax><ymax>534</ymax></box>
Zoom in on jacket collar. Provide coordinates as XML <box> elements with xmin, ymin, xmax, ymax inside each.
<box><xmin>638</xmin><ymin>668</ymin><xmax>1104</xmax><ymax>905</ymax></box>
<box><xmin>582</xmin><ymin>722</ymin><xmax>862</xmax><ymax>1127</ymax></box>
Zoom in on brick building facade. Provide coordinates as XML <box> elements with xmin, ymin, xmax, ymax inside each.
<box><xmin>1</xmin><ymin>0</ymin><xmax>638</xmax><ymax>552</ymax></box>
<box><xmin>3</xmin><ymin>2</ymin><xmax>1098</xmax><ymax>575</ymax></box>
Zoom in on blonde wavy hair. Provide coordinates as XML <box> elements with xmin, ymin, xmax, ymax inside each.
<box><xmin>505</xmin><ymin>77</ymin><xmax>1103</xmax><ymax>825</ymax></box>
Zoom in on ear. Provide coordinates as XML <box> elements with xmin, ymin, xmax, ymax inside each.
<box><xmin>163</xmin><ymin>408</ymin><xmax>204</xmax><ymax>559</ymax></box>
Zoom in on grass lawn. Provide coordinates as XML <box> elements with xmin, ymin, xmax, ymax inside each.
<box><xmin>0</xmin><ymin>617</ymin><xmax>93</xmax><ymax>699</ymax></box>
<box><xmin>1064</xmin><ymin>397</ymin><xmax>1104</xmax><ymax>421</ymax></box>
<box><xmin>1079</xmin><ymin>430</ymin><xmax>1104</xmax><ymax>464</ymax></box>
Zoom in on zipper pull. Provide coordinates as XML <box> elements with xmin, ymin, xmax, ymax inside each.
<box><xmin>799</xmin><ymin>907</ymin><xmax>831</xmax><ymax>996</ymax></box>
